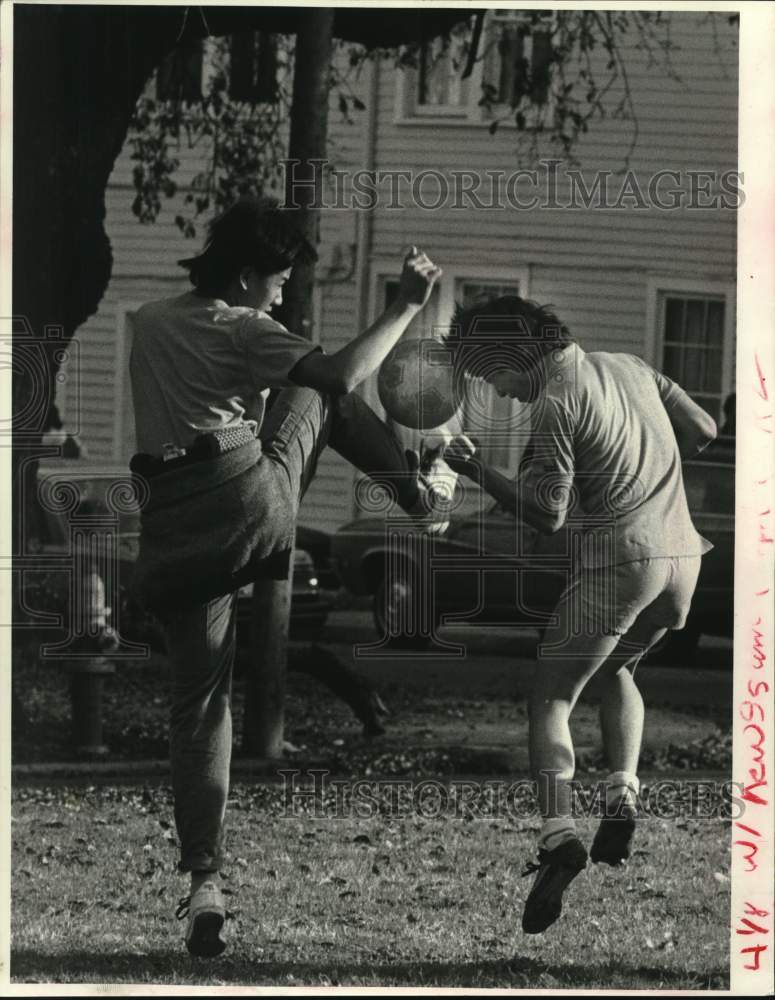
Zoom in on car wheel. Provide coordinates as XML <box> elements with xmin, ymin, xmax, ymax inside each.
<box><xmin>373</xmin><ymin>571</ymin><xmax>437</xmax><ymax>650</ymax></box>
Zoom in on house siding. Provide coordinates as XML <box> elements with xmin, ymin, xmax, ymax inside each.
<box><xmin>63</xmin><ymin>11</ymin><xmax>737</xmax><ymax>533</ymax></box>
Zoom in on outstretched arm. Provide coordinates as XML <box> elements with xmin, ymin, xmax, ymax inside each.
<box><xmin>443</xmin><ymin>437</ymin><xmax>570</xmax><ymax>534</ymax></box>
<box><xmin>664</xmin><ymin>391</ymin><xmax>718</xmax><ymax>459</ymax></box>
<box><xmin>651</xmin><ymin>367</ymin><xmax>718</xmax><ymax>458</ymax></box>
<box><xmin>290</xmin><ymin>247</ymin><xmax>441</xmax><ymax>395</ymax></box>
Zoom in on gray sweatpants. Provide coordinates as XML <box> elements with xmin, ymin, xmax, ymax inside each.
<box><xmin>162</xmin><ymin>387</ymin><xmax>418</xmax><ymax>872</ymax></box>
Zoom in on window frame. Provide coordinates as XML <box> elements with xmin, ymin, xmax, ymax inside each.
<box><xmin>365</xmin><ymin>261</ymin><xmax>530</xmax><ymax>463</ymax></box>
<box><xmin>368</xmin><ymin>261</ymin><xmax>530</xmax><ymax>345</ymax></box>
<box><xmin>394</xmin><ymin>10</ymin><xmax>556</xmax><ymax>128</ymax></box>
<box><xmin>645</xmin><ymin>277</ymin><xmax>736</xmax><ymax>421</ymax></box>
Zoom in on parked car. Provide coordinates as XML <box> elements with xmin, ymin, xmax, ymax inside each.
<box><xmin>332</xmin><ymin>457</ymin><xmax>734</xmax><ymax>661</ymax></box>
<box><xmin>27</xmin><ymin>469</ymin><xmax>336</xmax><ymax>646</ymax></box>
<box><xmin>234</xmin><ymin>525</ymin><xmax>336</xmax><ymax>640</ymax></box>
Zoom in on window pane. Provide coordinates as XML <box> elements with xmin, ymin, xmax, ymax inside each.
<box><xmin>661</xmin><ymin>294</ymin><xmax>729</xmax><ymax>412</ymax></box>
<box><xmin>700</xmin><ymin>347</ymin><xmax>723</xmax><ymax>392</ymax></box>
<box><xmin>706</xmin><ymin>299</ymin><xmax>725</xmax><ymax>347</ymax></box>
<box><xmin>685</xmin><ymin>299</ymin><xmax>709</xmax><ymax>345</ymax></box>
<box><xmin>484</xmin><ymin>13</ymin><xmax>554</xmax><ymax>107</ymax></box>
<box><xmin>663</xmin><ymin>344</ymin><xmax>685</xmax><ymax>384</ymax></box>
<box><xmin>459</xmin><ymin>281</ymin><xmax>521</xmax><ymax>306</ymax></box>
<box><xmin>418</xmin><ymin>36</ymin><xmax>469</xmax><ymax>107</ymax></box>
<box><xmin>496</xmin><ymin>23</ymin><xmax>527</xmax><ymax>105</ymax></box>
<box><xmin>663</xmin><ymin>297</ymin><xmax>685</xmax><ymax>342</ymax></box>
<box><xmin>530</xmin><ymin>30</ymin><xmax>552</xmax><ymax>106</ymax></box>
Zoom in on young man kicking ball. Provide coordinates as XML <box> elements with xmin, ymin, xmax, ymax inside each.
<box><xmin>442</xmin><ymin>295</ymin><xmax>717</xmax><ymax>935</ymax></box>
<box><xmin>129</xmin><ymin>198</ymin><xmax>444</xmax><ymax>956</ymax></box>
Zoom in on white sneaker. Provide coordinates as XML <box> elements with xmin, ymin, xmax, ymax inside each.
<box><xmin>176</xmin><ymin>880</ymin><xmax>226</xmax><ymax>957</ymax></box>
<box><xmin>404</xmin><ymin>444</ymin><xmax>453</xmax><ymax>534</ymax></box>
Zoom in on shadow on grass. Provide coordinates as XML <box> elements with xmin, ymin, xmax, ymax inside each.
<box><xmin>11</xmin><ymin>950</ymin><xmax>729</xmax><ymax>989</ymax></box>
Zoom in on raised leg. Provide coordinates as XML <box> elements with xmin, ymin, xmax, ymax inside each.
<box><xmin>259</xmin><ymin>385</ymin><xmax>422</xmax><ymax>512</ymax></box>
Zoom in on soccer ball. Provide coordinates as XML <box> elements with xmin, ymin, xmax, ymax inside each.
<box><xmin>377</xmin><ymin>338</ymin><xmax>460</xmax><ymax>430</ymax></box>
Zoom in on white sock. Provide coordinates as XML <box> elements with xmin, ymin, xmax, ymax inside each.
<box><xmin>539</xmin><ymin>817</ymin><xmax>577</xmax><ymax>852</ymax></box>
<box><xmin>605</xmin><ymin>770</ymin><xmax>640</xmax><ymax>809</ymax></box>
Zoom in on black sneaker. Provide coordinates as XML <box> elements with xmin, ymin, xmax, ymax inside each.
<box><xmin>176</xmin><ymin>881</ymin><xmax>226</xmax><ymax>957</ymax></box>
<box><xmin>590</xmin><ymin>801</ymin><xmax>637</xmax><ymax>866</ymax></box>
<box><xmin>521</xmin><ymin>837</ymin><xmax>588</xmax><ymax>934</ymax></box>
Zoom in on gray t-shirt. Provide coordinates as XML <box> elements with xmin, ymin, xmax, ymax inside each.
<box><xmin>523</xmin><ymin>343</ymin><xmax>712</xmax><ymax>566</ymax></box>
<box><xmin>130</xmin><ymin>292</ymin><xmax>319</xmax><ymax>455</ymax></box>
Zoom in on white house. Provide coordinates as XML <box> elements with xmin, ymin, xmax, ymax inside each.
<box><xmin>61</xmin><ymin>10</ymin><xmax>738</xmax><ymax>532</ymax></box>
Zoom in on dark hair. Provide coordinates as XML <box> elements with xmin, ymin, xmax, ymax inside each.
<box><xmin>178</xmin><ymin>197</ymin><xmax>318</xmax><ymax>293</ymax></box>
<box><xmin>447</xmin><ymin>295</ymin><xmax>574</xmax><ymax>376</ymax></box>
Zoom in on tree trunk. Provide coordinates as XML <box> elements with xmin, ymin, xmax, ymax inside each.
<box><xmin>11</xmin><ymin>7</ymin><xmax>172</xmax><ymax>550</ymax></box>
<box><xmin>276</xmin><ymin>9</ymin><xmax>335</xmax><ymax>339</ymax></box>
<box><xmin>241</xmin><ymin>554</ymin><xmax>295</xmax><ymax>759</ymax></box>
<box><xmin>242</xmin><ymin>9</ymin><xmax>335</xmax><ymax>756</ymax></box>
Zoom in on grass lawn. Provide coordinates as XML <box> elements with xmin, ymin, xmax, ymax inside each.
<box><xmin>11</xmin><ymin>782</ymin><xmax>730</xmax><ymax>989</ymax></box>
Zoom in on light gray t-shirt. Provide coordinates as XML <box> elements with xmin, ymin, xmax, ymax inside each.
<box><xmin>130</xmin><ymin>292</ymin><xmax>319</xmax><ymax>455</ymax></box>
<box><xmin>523</xmin><ymin>343</ymin><xmax>712</xmax><ymax>567</ymax></box>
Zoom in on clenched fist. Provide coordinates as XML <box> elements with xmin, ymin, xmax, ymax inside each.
<box><xmin>441</xmin><ymin>434</ymin><xmax>479</xmax><ymax>480</ymax></box>
<box><xmin>397</xmin><ymin>245</ymin><xmax>443</xmax><ymax>309</ymax></box>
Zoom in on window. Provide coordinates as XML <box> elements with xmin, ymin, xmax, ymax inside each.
<box><xmin>396</xmin><ymin>10</ymin><xmax>555</xmax><ymax>125</ymax></box>
<box><xmin>650</xmin><ymin>284</ymin><xmax>735</xmax><ymax>425</ymax></box>
<box><xmin>396</xmin><ymin>19</ymin><xmax>478</xmax><ymax>121</ymax></box>
<box><xmin>482</xmin><ymin>10</ymin><xmax>553</xmax><ymax>109</ymax></box>
<box><xmin>156</xmin><ymin>39</ymin><xmax>204</xmax><ymax>102</ymax></box>
<box><xmin>415</xmin><ymin>34</ymin><xmax>472</xmax><ymax>114</ymax></box>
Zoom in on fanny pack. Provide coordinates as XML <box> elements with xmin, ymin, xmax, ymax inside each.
<box><xmin>130</xmin><ymin>424</ymin><xmax>257</xmax><ymax>479</ymax></box>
